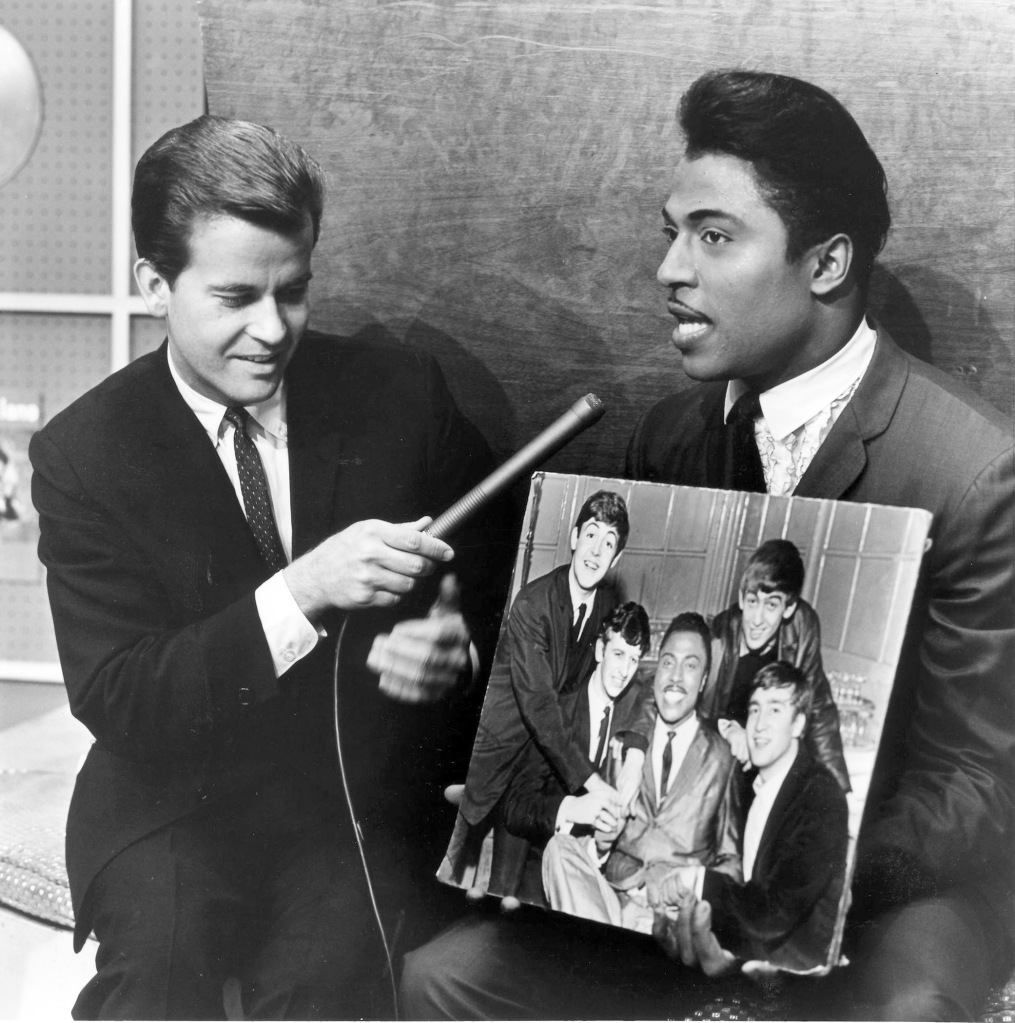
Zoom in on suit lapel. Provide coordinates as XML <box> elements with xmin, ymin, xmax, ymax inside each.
<box><xmin>140</xmin><ymin>345</ymin><xmax>266</xmax><ymax>588</ymax></box>
<box><xmin>662</xmin><ymin>723</ymin><xmax>706</xmax><ymax>809</ymax></box>
<box><xmin>753</xmin><ymin>750</ymin><xmax>807</xmax><ymax>877</ymax></box>
<box><xmin>794</xmin><ymin>326</ymin><xmax>909</xmax><ymax>500</ymax></box>
<box><xmin>285</xmin><ymin>351</ymin><xmax>345</xmax><ymax>558</ymax></box>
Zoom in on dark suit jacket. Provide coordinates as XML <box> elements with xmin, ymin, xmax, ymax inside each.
<box><xmin>703</xmin><ymin>749</ymin><xmax>849</xmax><ymax>971</ymax></box>
<box><xmin>460</xmin><ymin>563</ymin><xmax>616</xmax><ymax>826</ymax></box>
<box><xmin>604</xmin><ymin>717</ymin><xmax>742</xmax><ymax>890</ymax></box>
<box><xmin>500</xmin><ymin>674</ymin><xmax>648</xmax><ymax>846</ymax></box>
<box><xmin>708</xmin><ymin>603</ymin><xmax>850</xmax><ymax>792</ymax></box>
<box><xmin>30</xmin><ymin>331</ymin><xmax>507</xmax><ymax>948</ymax></box>
<box><xmin>626</xmin><ymin>325</ymin><xmax>1014</xmax><ymax>938</ymax></box>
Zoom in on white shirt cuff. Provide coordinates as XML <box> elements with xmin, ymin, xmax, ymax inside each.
<box><xmin>255</xmin><ymin>571</ymin><xmax>322</xmax><ymax>677</ymax></box>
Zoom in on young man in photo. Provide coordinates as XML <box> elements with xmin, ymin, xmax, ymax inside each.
<box><xmin>654</xmin><ymin>661</ymin><xmax>848</xmax><ymax>972</ymax></box>
<box><xmin>498</xmin><ymin>602</ymin><xmax>651</xmax><ymax>901</ymax></box>
<box><xmin>451</xmin><ymin>490</ymin><xmax>629</xmax><ymax>895</ymax></box>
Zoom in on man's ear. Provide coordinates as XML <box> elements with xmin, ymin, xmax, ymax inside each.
<box><xmin>569</xmin><ymin>526</ymin><xmax>578</xmax><ymax>553</ymax></box>
<box><xmin>594</xmin><ymin>637</ymin><xmax>605</xmax><ymax>665</ymax></box>
<box><xmin>808</xmin><ymin>233</ymin><xmax>853</xmax><ymax>296</ymax></box>
<box><xmin>134</xmin><ymin>259</ymin><xmax>171</xmax><ymax>318</ymax></box>
<box><xmin>791</xmin><ymin>711</ymin><xmax>806</xmax><ymax>740</ymax></box>
<box><xmin>781</xmin><ymin>599</ymin><xmax>797</xmax><ymax>621</ymax></box>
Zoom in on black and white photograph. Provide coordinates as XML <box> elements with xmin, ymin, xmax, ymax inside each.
<box><xmin>440</xmin><ymin>473</ymin><xmax>932</xmax><ymax>975</ymax></box>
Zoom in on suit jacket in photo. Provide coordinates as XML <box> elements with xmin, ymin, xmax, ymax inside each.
<box><xmin>603</xmin><ymin>716</ymin><xmax>742</xmax><ymax>891</ymax></box>
<box><xmin>708</xmin><ymin>602</ymin><xmax>850</xmax><ymax>792</ymax></box>
<box><xmin>703</xmin><ymin>748</ymin><xmax>849</xmax><ymax>971</ymax></box>
<box><xmin>499</xmin><ymin>673</ymin><xmax>648</xmax><ymax>846</ymax></box>
<box><xmin>30</xmin><ymin>330</ymin><xmax>509</xmax><ymax>948</ymax></box>
<box><xmin>626</xmin><ymin>324</ymin><xmax>1015</xmax><ymax>939</ymax></box>
<box><xmin>460</xmin><ymin>563</ymin><xmax>617</xmax><ymax>827</ymax></box>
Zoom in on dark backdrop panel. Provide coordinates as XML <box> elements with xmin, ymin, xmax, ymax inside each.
<box><xmin>199</xmin><ymin>0</ymin><xmax>1013</xmax><ymax>477</ymax></box>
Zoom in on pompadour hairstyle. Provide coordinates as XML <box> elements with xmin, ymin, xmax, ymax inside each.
<box><xmin>573</xmin><ymin>490</ymin><xmax>631</xmax><ymax>553</ymax></box>
<box><xmin>132</xmin><ymin>115</ymin><xmax>326</xmax><ymax>286</ymax></box>
<box><xmin>660</xmin><ymin>610</ymin><xmax>712</xmax><ymax>676</ymax></box>
<box><xmin>597</xmin><ymin>601</ymin><xmax>652</xmax><ymax>655</ymax></box>
<box><xmin>749</xmin><ymin>660</ymin><xmax>812</xmax><ymax>722</ymax></box>
<box><xmin>741</xmin><ymin>538</ymin><xmax>805</xmax><ymax>602</ymax></box>
<box><xmin>678</xmin><ymin>69</ymin><xmax>890</xmax><ymax>286</ymax></box>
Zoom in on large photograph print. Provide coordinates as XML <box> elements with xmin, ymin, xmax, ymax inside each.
<box><xmin>440</xmin><ymin>473</ymin><xmax>932</xmax><ymax>975</ymax></box>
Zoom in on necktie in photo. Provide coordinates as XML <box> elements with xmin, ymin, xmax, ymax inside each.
<box><xmin>571</xmin><ymin>602</ymin><xmax>587</xmax><ymax>646</ymax></box>
<box><xmin>722</xmin><ymin>390</ymin><xmax>767</xmax><ymax>493</ymax></box>
<box><xmin>659</xmin><ymin>730</ymin><xmax>677</xmax><ymax>804</ymax></box>
<box><xmin>592</xmin><ymin>704</ymin><xmax>612</xmax><ymax>771</ymax></box>
<box><xmin>224</xmin><ymin>407</ymin><xmax>287</xmax><ymax>573</ymax></box>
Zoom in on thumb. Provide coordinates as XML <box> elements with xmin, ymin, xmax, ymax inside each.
<box><xmin>430</xmin><ymin>573</ymin><xmax>461</xmax><ymax>617</ymax></box>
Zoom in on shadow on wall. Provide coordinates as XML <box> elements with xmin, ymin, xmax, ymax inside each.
<box><xmin>870</xmin><ymin>264</ymin><xmax>1013</xmax><ymax>419</ymax></box>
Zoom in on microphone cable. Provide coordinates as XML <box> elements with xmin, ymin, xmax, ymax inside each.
<box><xmin>331</xmin><ymin>613</ymin><xmax>401</xmax><ymax>1020</ymax></box>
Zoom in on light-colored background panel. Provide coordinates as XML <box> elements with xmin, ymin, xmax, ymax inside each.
<box><xmin>200</xmin><ymin>0</ymin><xmax>1014</xmax><ymax>481</ymax></box>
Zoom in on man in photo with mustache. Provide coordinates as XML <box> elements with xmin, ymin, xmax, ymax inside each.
<box><xmin>540</xmin><ymin>612</ymin><xmax>741</xmax><ymax>934</ymax></box>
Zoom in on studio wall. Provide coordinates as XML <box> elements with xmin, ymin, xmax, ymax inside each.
<box><xmin>200</xmin><ymin>0</ymin><xmax>1013</xmax><ymax>478</ymax></box>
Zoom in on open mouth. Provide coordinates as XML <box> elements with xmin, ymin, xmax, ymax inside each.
<box><xmin>667</xmin><ymin>299</ymin><xmax>711</xmax><ymax>339</ymax></box>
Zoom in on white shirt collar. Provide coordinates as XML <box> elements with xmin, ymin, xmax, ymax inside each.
<box><xmin>653</xmin><ymin>710</ymin><xmax>698</xmax><ymax>748</ymax></box>
<box><xmin>166</xmin><ymin>345</ymin><xmax>288</xmax><ymax>446</ymax></box>
<box><xmin>725</xmin><ymin>317</ymin><xmax>877</xmax><ymax>441</ymax></box>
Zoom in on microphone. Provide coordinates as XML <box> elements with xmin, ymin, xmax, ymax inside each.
<box><xmin>424</xmin><ymin>393</ymin><xmax>606</xmax><ymax>540</ymax></box>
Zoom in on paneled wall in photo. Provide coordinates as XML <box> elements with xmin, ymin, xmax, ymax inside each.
<box><xmin>200</xmin><ymin>0</ymin><xmax>1014</xmax><ymax>480</ymax></box>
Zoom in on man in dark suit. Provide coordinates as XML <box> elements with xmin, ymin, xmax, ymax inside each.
<box><xmin>655</xmin><ymin>661</ymin><xmax>848</xmax><ymax>973</ymax></box>
<box><xmin>30</xmin><ymin>115</ymin><xmax>508</xmax><ymax>1019</ymax></box>
<box><xmin>497</xmin><ymin>601</ymin><xmax>650</xmax><ymax>903</ymax></box>
<box><xmin>401</xmin><ymin>69</ymin><xmax>1013</xmax><ymax>1021</ymax></box>
<box><xmin>448</xmin><ymin>490</ymin><xmax>627</xmax><ymax>896</ymax></box>
<box><xmin>626</xmin><ymin>69</ymin><xmax>1014</xmax><ymax>1019</ymax></box>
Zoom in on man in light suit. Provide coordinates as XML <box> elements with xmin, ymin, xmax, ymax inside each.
<box><xmin>30</xmin><ymin>116</ymin><xmax>510</xmax><ymax>1019</ymax></box>
<box><xmin>401</xmin><ymin>69</ymin><xmax>1013</xmax><ymax>1021</ymax></box>
<box><xmin>541</xmin><ymin>612</ymin><xmax>741</xmax><ymax>934</ymax></box>
<box><xmin>626</xmin><ymin>69</ymin><xmax>1014</xmax><ymax>1020</ymax></box>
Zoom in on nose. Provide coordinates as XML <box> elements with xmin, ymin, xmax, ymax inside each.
<box><xmin>657</xmin><ymin>233</ymin><xmax>697</xmax><ymax>288</ymax></box>
<box><xmin>250</xmin><ymin>297</ymin><xmax>288</xmax><ymax>345</ymax></box>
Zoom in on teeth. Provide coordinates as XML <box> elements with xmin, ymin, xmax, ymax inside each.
<box><xmin>675</xmin><ymin>321</ymin><xmax>708</xmax><ymax>337</ymax></box>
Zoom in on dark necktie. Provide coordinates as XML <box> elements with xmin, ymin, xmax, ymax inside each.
<box><xmin>722</xmin><ymin>390</ymin><xmax>767</xmax><ymax>493</ymax></box>
<box><xmin>592</xmin><ymin>704</ymin><xmax>612</xmax><ymax>770</ymax></box>
<box><xmin>223</xmin><ymin>407</ymin><xmax>287</xmax><ymax>573</ymax></box>
<box><xmin>571</xmin><ymin>603</ymin><xmax>588</xmax><ymax>646</ymax></box>
<box><xmin>659</xmin><ymin>730</ymin><xmax>677</xmax><ymax>804</ymax></box>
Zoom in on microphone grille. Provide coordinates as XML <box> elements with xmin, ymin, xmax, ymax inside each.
<box><xmin>573</xmin><ymin>392</ymin><xmax>606</xmax><ymax>422</ymax></box>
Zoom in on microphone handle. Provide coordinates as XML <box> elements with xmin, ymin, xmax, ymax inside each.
<box><xmin>424</xmin><ymin>394</ymin><xmax>605</xmax><ymax>540</ymax></box>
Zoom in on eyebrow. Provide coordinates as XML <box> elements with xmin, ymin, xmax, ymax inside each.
<box><xmin>210</xmin><ymin>272</ymin><xmax>314</xmax><ymax>294</ymax></box>
<box><xmin>662</xmin><ymin>206</ymin><xmax>747</xmax><ymax>230</ymax></box>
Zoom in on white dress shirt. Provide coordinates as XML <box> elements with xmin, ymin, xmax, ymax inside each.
<box><xmin>742</xmin><ymin>744</ymin><xmax>799</xmax><ymax>882</ymax></box>
<box><xmin>167</xmin><ymin>349</ymin><xmax>320</xmax><ymax>677</ymax></box>
<box><xmin>725</xmin><ymin>317</ymin><xmax>877</xmax><ymax>495</ymax></box>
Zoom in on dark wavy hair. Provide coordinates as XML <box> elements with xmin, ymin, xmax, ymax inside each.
<box><xmin>132</xmin><ymin>115</ymin><xmax>326</xmax><ymax>286</ymax></box>
<box><xmin>741</xmin><ymin>539</ymin><xmax>805</xmax><ymax>603</ymax></box>
<box><xmin>749</xmin><ymin>660</ymin><xmax>812</xmax><ymax>722</ymax></box>
<box><xmin>597</xmin><ymin>601</ymin><xmax>652</xmax><ymax>655</ymax></box>
<box><xmin>573</xmin><ymin>490</ymin><xmax>630</xmax><ymax>553</ymax></box>
<box><xmin>679</xmin><ymin>69</ymin><xmax>890</xmax><ymax>287</ymax></box>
